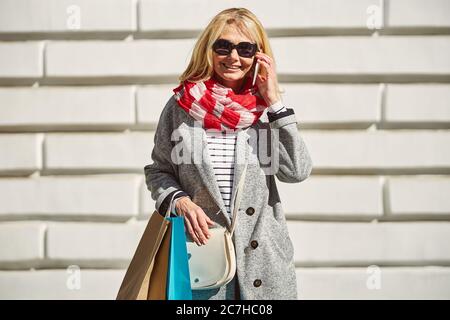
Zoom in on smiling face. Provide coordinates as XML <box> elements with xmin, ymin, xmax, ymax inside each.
<box><xmin>212</xmin><ymin>25</ymin><xmax>256</xmax><ymax>93</ymax></box>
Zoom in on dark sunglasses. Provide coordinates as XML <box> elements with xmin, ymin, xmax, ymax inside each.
<box><xmin>212</xmin><ymin>38</ymin><xmax>258</xmax><ymax>58</ymax></box>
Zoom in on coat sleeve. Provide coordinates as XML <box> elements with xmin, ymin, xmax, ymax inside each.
<box><xmin>267</xmin><ymin>105</ymin><xmax>313</xmax><ymax>183</ymax></box>
<box><xmin>144</xmin><ymin>99</ymin><xmax>189</xmax><ymax>214</ymax></box>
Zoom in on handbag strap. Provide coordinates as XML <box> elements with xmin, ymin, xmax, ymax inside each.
<box><xmin>229</xmin><ymin>160</ymin><xmax>248</xmax><ymax>237</ymax></box>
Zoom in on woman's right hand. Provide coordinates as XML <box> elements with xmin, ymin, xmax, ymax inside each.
<box><xmin>174</xmin><ymin>196</ymin><xmax>215</xmax><ymax>246</ymax></box>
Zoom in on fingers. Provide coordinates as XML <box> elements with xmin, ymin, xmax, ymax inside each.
<box><xmin>179</xmin><ymin>200</ymin><xmax>202</xmax><ymax>246</ymax></box>
<box><xmin>191</xmin><ymin>209</ymin><xmax>209</xmax><ymax>244</ymax></box>
<box><xmin>205</xmin><ymin>215</ymin><xmax>216</xmax><ymax>227</ymax></box>
<box><xmin>198</xmin><ymin>217</ymin><xmax>211</xmax><ymax>241</ymax></box>
<box><xmin>255</xmin><ymin>52</ymin><xmax>276</xmax><ymax>78</ymax></box>
<box><xmin>256</xmin><ymin>74</ymin><xmax>268</xmax><ymax>87</ymax></box>
<box><xmin>256</xmin><ymin>59</ymin><xmax>272</xmax><ymax>77</ymax></box>
<box><xmin>177</xmin><ymin>198</ymin><xmax>214</xmax><ymax>247</ymax></box>
<box><xmin>190</xmin><ymin>216</ymin><xmax>205</xmax><ymax>246</ymax></box>
<box><xmin>255</xmin><ymin>52</ymin><xmax>273</xmax><ymax>67</ymax></box>
<box><xmin>256</xmin><ymin>54</ymin><xmax>275</xmax><ymax>68</ymax></box>
<box><xmin>184</xmin><ymin>217</ymin><xmax>201</xmax><ymax>246</ymax></box>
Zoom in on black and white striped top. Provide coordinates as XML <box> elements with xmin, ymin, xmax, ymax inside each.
<box><xmin>205</xmin><ymin>102</ymin><xmax>287</xmax><ymax>217</ymax></box>
<box><xmin>206</xmin><ymin>130</ymin><xmax>237</xmax><ymax>216</ymax></box>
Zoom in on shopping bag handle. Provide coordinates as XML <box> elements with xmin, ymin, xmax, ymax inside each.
<box><xmin>165</xmin><ymin>190</ymin><xmax>185</xmax><ymax>218</ymax></box>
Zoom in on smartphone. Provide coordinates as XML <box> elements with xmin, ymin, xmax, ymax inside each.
<box><xmin>252</xmin><ymin>60</ymin><xmax>260</xmax><ymax>86</ymax></box>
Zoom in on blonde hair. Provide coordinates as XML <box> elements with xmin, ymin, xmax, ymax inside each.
<box><xmin>178</xmin><ymin>8</ymin><xmax>282</xmax><ymax>96</ymax></box>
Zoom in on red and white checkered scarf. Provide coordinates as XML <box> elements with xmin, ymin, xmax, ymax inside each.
<box><xmin>173</xmin><ymin>76</ymin><xmax>268</xmax><ymax>131</ymax></box>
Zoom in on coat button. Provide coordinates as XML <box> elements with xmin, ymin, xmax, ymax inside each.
<box><xmin>246</xmin><ymin>207</ymin><xmax>255</xmax><ymax>215</ymax></box>
<box><xmin>253</xmin><ymin>279</ymin><xmax>262</xmax><ymax>287</ymax></box>
<box><xmin>250</xmin><ymin>240</ymin><xmax>258</xmax><ymax>249</ymax></box>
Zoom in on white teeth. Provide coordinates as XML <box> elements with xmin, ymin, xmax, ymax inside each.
<box><xmin>222</xmin><ymin>63</ymin><xmax>240</xmax><ymax>69</ymax></box>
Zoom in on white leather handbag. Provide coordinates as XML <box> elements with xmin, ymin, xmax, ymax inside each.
<box><xmin>186</xmin><ymin>161</ymin><xmax>248</xmax><ymax>290</ymax></box>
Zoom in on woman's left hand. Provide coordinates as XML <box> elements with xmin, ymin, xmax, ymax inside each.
<box><xmin>254</xmin><ymin>52</ymin><xmax>281</xmax><ymax>106</ymax></box>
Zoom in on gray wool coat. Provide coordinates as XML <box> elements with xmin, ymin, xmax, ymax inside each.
<box><xmin>144</xmin><ymin>95</ymin><xmax>313</xmax><ymax>300</ymax></box>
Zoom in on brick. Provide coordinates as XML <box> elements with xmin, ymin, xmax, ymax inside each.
<box><xmin>385</xmin><ymin>84</ymin><xmax>450</xmax><ymax>123</ymax></box>
<box><xmin>44</xmin><ymin>132</ymin><xmax>154</xmax><ymax>172</ymax></box>
<box><xmin>46</xmin><ymin>222</ymin><xmax>146</xmax><ymax>267</ymax></box>
<box><xmin>297</xmin><ymin>266</ymin><xmax>450</xmax><ymax>299</ymax></box>
<box><xmin>0</xmin><ymin>269</ymin><xmax>125</xmax><ymax>299</ymax></box>
<box><xmin>303</xmin><ymin>130</ymin><xmax>450</xmax><ymax>171</ymax></box>
<box><xmin>388</xmin><ymin>176</ymin><xmax>450</xmax><ymax>216</ymax></box>
<box><xmin>0</xmin><ymin>86</ymin><xmax>135</xmax><ymax>130</ymax></box>
<box><xmin>46</xmin><ymin>40</ymin><xmax>195</xmax><ymax>78</ymax></box>
<box><xmin>0</xmin><ymin>0</ymin><xmax>136</xmax><ymax>33</ymax></box>
<box><xmin>388</xmin><ymin>0</ymin><xmax>450</xmax><ymax>28</ymax></box>
<box><xmin>0</xmin><ymin>175</ymin><xmax>141</xmax><ymax>220</ymax></box>
<box><xmin>0</xmin><ymin>134</ymin><xmax>42</xmax><ymax>175</ymax></box>
<box><xmin>288</xmin><ymin>221</ymin><xmax>450</xmax><ymax>265</ymax></box>
<box><xmin>272</xmin><ymin>36</ymin><xmax>450</xmax><ymax>76</ymax></box>
<box><xmin>0</xmin><ymin>42</ymin><xmax>43</xmax><ymax>78</ymax></box>
<box><xmin>136</xmin><ymin>85</ymin><xmax>176</xmax><ymax>126</ymax></box>
<box><xmin>279</xmin><ymin>176</ymin><xmax>383</xmax><ymax>218</ymax></box>
<box><xmin>281</xmin><ymin>84</ymin><xmax>380</xmax><ymax>125</ymax></box>
<box><xmin>139</xmin><ymin>0</ymin><xmax>378</xmax><ymax>31</ymax></box>
<box><xmin>0</xmin><ymin>222</ymin><xmax>46</xmax><ymax>268</ymax></box>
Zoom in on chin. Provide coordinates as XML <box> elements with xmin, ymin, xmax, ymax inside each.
<box><xmin>220</xmin><ymin>72</ymin><xmax>246</xmax><ymax>81</ymax></box>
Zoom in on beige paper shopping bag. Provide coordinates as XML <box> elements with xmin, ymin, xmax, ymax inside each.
<box><xmin>116</xmin><ymin>211</ymin><xmax>172</xmax><ymax>300</ymax></box>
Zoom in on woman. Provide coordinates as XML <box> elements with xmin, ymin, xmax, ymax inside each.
<box><xmin>144</xmin><ymin>8</ymin><xmax>313</xmax><ymax>300</ymax></box>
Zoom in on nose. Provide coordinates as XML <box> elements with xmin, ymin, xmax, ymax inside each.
<box><xmin>229</xmin><ymin>48</ymin><xmax>240</xmax><ymax>60</ymax></box>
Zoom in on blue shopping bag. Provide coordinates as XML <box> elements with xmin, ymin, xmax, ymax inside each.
<box><xmin>166</xmin><ymin>215</ymin><xmax>192</xmax><ymax>300</ymax></box>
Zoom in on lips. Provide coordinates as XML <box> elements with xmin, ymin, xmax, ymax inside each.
<box><xmin>221</xmin><ymin>63</ymin><xmax>241</xmax><ymax>70</ymax></box>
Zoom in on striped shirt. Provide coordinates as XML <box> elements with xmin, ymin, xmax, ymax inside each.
<box><xmin>206</xmin><ymin>130</ymin><xmax>237</xmax><ymax>216</ymax></box>
<box><xmin>205</xmin><ymin>102</ymin><xmax>287</xmax><ymax>217</ymax></box>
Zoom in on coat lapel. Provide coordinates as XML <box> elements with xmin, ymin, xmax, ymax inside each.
<box><xmin>228</xmin><ymin>128</ymin><xmax>250</xmax><ymax>223</ymax></box>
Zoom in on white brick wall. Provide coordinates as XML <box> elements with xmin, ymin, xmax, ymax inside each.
<box><xmin>0</xmin><ymin>0</ymin><xmax>136</xmax><ymax>33</ymax></box>
<box><xmin>385</xmin><ymin>84</ymin><xmax>450</xmax><ymax>123</ymax></box>
<box><xmin>288</xmin><ymin>221</ymin><xmax>450</xmax><ymax>265</ymax></box>
<box><xmin>44</xmin><ymin>132</ymin><xmax>154</xmax><ymax>172</ymax></box>
<box><xmin>297</xmin><ymin>267</ymin><xmax>450</xmax><ymax>299</ymax></box>
<box><xmin>0</xmin><ymin>134</ymin><xmax>43</xmax><ymax>175</ymax></box>
<box><xmin>0</xmin><ymin>175</ymin><xmax>142</xmax><ymax>221</ymax></box>
<box><xmin>388</xmin><ymin>0</ymin><xmax>450</xmax><ymax>28</ymax></box>
<box><xmin>46</xmin><ymin>222</ymin><xmax>146</xmax><ymax>267</ymax></box>
<box><xmin>0</xmin><ymin>222</ymin><xmax>46</xmax><ymax>268</ymax></box>
<box><xmin>46</xmin><ymin>40</ymin><xmax>195</xmax><ymax>78</ymax></box>
<box><xmin>0</xmin><ymin>0</ymin><xmax>449</xmax><ymax>300</ymax></box>
<box><xmin>0</xmin><ymin>42</ymin><xmax>43</xmax><ymax>79</ymax></box>
<box><xmin>0</xmin><ymin>86</ymin><xmax>135</xmax><ymax>130</ymax></box>
<box><xmin>273</xmin><ymin>36</ymin><xmax>450</xmax><ymax>76</ymax></box>
<box><xmin>304</xmin><ymin>131</ymin><xmax>450</xmax><ymax>171</ymax></box>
